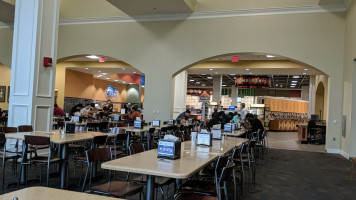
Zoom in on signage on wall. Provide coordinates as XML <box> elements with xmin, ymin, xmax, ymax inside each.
<box><xmin>106</xmin><ymin>85</ymin><xmax>118</xmax><ymax>98</ymax></box>
<box><xmin>235</xmin><ymin>76</ymin><xmax>271</xmax><ymax>88</ymax></box>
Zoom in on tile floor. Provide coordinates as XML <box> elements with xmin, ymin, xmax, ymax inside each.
<box><xmin>267</xmin><ymin>131</ymin><xmax>325</xmax><ymax>153</ymax></box>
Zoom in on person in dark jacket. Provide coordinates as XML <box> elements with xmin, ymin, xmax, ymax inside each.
<box><xmin>71</xmin><ymin>103</ymin><xmax>83</xmax><ymax>116</ymax></box>
<box><xmin>244</xmin><ymin>113</ymin><xmax>264</xmax><ymax>138</ymax></box>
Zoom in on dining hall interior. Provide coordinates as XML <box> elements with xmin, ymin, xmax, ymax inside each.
<box><xmin>1</xmin><ymin>0</ymin><xmax>356</xmax><ymax>199</ymax></box>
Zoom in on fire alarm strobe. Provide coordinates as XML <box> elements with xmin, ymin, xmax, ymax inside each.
<box><xmin>43</xmin><ymin>57</ymin><xmax>52</xmax><ymax>67</ymax></box>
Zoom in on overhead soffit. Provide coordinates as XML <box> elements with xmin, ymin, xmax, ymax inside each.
<box><xmin>0</xmin><ymin>0</ymin><xmax>14</xmax><ymax>23</ymax></box>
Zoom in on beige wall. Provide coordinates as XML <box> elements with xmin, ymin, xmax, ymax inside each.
<box><xmin>0</xmin><ymin>28</ymin><xmax>13</xmax><ymax>67</ymax></box>
<box><xmin>344</xmin><ymin>1</ymin><xmax>356</xmax><ymax>158</ymax></box>
<box><xmin>57</xmin><ymin>12</ymin><xmax>345</xmax><ymax>151</ymax></box>
<box><xmin>315</xmin><ymin>75</ymin><xmax>329</xmax><ymax>121</ymax></box>
<box><xmin>0</xmin><ymin>63</ymin><xmax>10</xmax><ymax>110</ymax></box>
<box><xmin>64</xmin><ymin>69</ymin><xmax>127</xmax><ymax>103</ymax></box>
<box><xmin>55</xmin><ymin>61</ymin><xmax>133</xmax><ymax>108</ymax></box>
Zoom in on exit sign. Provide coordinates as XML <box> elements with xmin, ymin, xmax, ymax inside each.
<box><xmin>232</xmin><ymin>56</ymin><xmax>239</xmax><ymax>62</ymax></box>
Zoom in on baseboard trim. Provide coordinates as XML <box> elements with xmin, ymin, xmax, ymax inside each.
<box><xmin>326</xmin><ymin>148</ymin><xmax>341</xmax><ymax>154</ymax></box>
<box><xmin>341</xmin><ymin>150</ymin><xmax>350</xmax><ymax>159</ymax></box>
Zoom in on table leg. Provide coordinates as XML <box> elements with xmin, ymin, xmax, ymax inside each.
<box><xmin>19</xmin><ymin>143</ymin><xmax>28</xmax><ymax>184</ymax></box>
<box><xmin>147</xmin><ymin>132</ymin><xmax>151</xmax><ymax>150</ymax></box>
<box><xmin>59</xmin><ymin>143</ymin><xmax>68</xmax><ymax>189</ymax></box>
<box><xmin>146</xmin><ymin>175</ymin><xmax>155</xmax><ymax>200</ymax></box>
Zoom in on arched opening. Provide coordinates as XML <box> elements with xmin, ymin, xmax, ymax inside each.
<box><xmin>0</xmin><ymin>62</ymin><xmax>10</xmax><ymax>126</ymax></box>
<box><xmin>173</xmin><ymin>52</ymin><xmax>328</xmax><ymax>152</ymax></box>
<box><xmin>315</xmin><ymin>82</ymin><xmax>325</xmax><ymax>120</ymax></box>
<box><xmin>55</xmin><ymin>55</ymin><xmax>145</xmax><ymax>120</ymax></box>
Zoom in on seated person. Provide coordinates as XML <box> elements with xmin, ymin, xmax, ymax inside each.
<box><xmin>176</xmin><ymin>110</ymin><xmax>191</xmax><ymax>123</ymax></box>
<box><xmin>80</xmin><ymin>104</ymin><xmax>91</xmax><ymax>117</ymax></box>
<box><xmin>207</xmin><ymin>111</ymin><xmax>225</xmax><ymax>131</ymax></box>
<box><xmin>71</xmin><ymin>103</ymin><xmax>83</xmax><ymax>116</ymax></box>
<box><xmin>243</xmin><ymin>113</ymin><xmax>264</xmax><ymax>138</ymax></box>
<box><xmin>128</xmin><ymin>105</ymin><xmax>142</xmax><ymax>122</ymax></box>
<box><xmin>53</xmin><ymin>103</ymin><xmax>65</xmax><ymax>117</ymax></box>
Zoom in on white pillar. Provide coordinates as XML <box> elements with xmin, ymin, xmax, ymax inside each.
<box><xmin>231</xmin><ymin>86</ymin><xmax>238</xmax><ymax>107</ymax></box>
<box><xmin>212</xmin><ymin>75</ymin><xmax>222</xmax><ymax>104</ymax></box>
<box><xmin>301</xmin><ymin>86</ymin><xmax>309</xmax><ymax>101</ymax></box>
<box><xmin>308</xmin><ymin>75</ymin><xmax>316</xmax><ymax>117</ymax></box>
<box><xmin>172</xmin><ymin>71</ymin><xmax>187</xmax><ymax>119</ymax></box>
<box><xmin>8</xmin><ymin>0</ymin><xmax>59</xmax><ymax>131</ymax></box>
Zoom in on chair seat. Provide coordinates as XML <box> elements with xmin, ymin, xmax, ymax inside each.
<box><xmin>175</xmin><ymin>193</ymin><xmax>218</xmax><ymax>200</ymax></box>
<box><xmin>71</xmin><ymin>154</ymin><xmax>87</xmax><ymax>161</ymax></box>
<box><xmin>0</xmin><ymin>152</ymin><xmax>21</xmax><ymax>159</ymax></box>
<box><xmin>6</xmin><ymin>147</ymin><xmax>36</xmax><ymax>154</ymax></box>
<box><xmin>133</xmin><ymin>175</ymin><xmax>173</xmax><ymax>186</ymax></box>
<box><xmin>234</xmin><ymin>158</ymin><xmax>249</xmax><ymax>163</ymax></box>
<box><xmin>180</xmin><ymin>180</ymin><xmax>216</xmax><ymax>194</ymax></box>
<box><xmin>30</xmin><ymin>144</ymin><xmax>50</xmax><ymax>150</ymax></box>
<box><xmin>91</xmin><ymin>181</ymin><xmax>143</xmax><ymax>197</ymax></box>
<box><xmin>30</xmin><ymin>156</ymin><xmax>62</xmax><ymax>163</ymax></box>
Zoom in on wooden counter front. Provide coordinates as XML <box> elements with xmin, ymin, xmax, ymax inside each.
<box><xmin>269</xmin><ymin>120</ymin><xmax>304</xmax><ymax>131</ymax></box>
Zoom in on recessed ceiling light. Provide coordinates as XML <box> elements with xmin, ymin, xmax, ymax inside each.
<box><xmin>129</xmin><ymin>83</ymin><xmax>132</xmax><ymax>85</ymax></box>
<box><xmin>291</xmin><ymin>83</ymin><xmax>297</xmax><ymax>85</ymax></box>
<box><xmin>293</xmin><ymin>76</ymin><xmax>300</xmax><ymax>78</ymax></box>
<box><xmin>230</xmin><ymin>74</ymin><xmax>236</xmax><ymax>76</ymax></box>
<box><xmin>246</xmin><ymin>69</ymin><xmax>250</xmax><ymax>71</ymax></box>
<box><xmin>96</xmin><ymin>75</ymin><xmax>101</xmax><ymax>78</ymax></box>
<box><xmin>292</xmin><ymin>81</ymin><xmax>298</xmax><ymax>83</ymax></box>
<box><xmin>222</xmin><ymin>84</ymin><xmax>227</xmax><ymax>87</ymax></box>
<box><xmin>209</xmin><ymin>69</ymin><xmax>213</xmax><ymax>71</ymax></box>
<box><xmin>122</xmin><ymin>81</ymin><xmax>126</xmax><ymax>83</ymax></box>
<box><xmin>267</xmin><ymin>55</ymin><xmax>275</xmax><ymax>58</ymax></box>
<box><xmin>114</xmin><ymin>80</ymin><xmax>118</xmax><ymax>82</ymax></box>
<box><xmin>133</xmin><ymin>72</ymin><xmax>137</xmax><ymax>74</ymax></box>
<box><xmin>85</xmin><ymin>67</ymin><xmax>89</xmax><ymax>70</ymax></box>
<box><xmin>280</xmin><ymin>85</ymin><xmax>283</xmax><ymax>87</ymax></box>
<box><xmin>122</xmin><ymin>68</ymin><xmax>126</xmax><ymax>70</ymax></box>
<box><xmin>86</xmin><ymin>55</ymin><xmax>99</xmax><ymax>59</ymax></box>
<box><xmin>302</xmin><ymin>72</ymin><xmax>307</xmax><ymax>75</ymax></box>
<box><xmin>102</xmin><ymin>73</ymin><xmax>107</xmax><ymax>75</ymax></box>
<box><xmin>189</xmin><ymin>80</ymin><xmax>195</xmax><ymax>82</ymax></box>
<box><xmin>106</xmin><ymin>78</ymin><xmax>110</xmax><ymax>80</ymax></box>
<box><xmin>142</xmin><ymin>86</ymin><xmax>145</xmax><ymax>88</ymax></box>
<box><xmin>248</xmin><ymin>72</ymin><xmax>252</xmax><ymax>75</ymax></box>
<box><xmin>304</xmin><ymin>68</ymin><xmax>308</xmax><ymax>71</ymax></box>
<box><xmin>196</xmin><ymin>82</ymin><xmax>200</xmax><ymax>84</ymax></box>
<box><xmin>207</xmin><ymin>77</ymin><xmax>213</xmax><ymax>79</ymax></box>
<box><xmin>214</xmin><ymin>72</ymin><xmax>218</xmax><ymax>74</ymax></box>
<box><xmin>98</xmin><ymin>71</ymin><xmax>102</xmax><ymax>73</ymax></box>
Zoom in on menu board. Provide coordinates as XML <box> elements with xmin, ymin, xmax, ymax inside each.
<box><xmin>266</xmin><ymin>98</ymin><xmax>308</xmax><ymax>114</ymax></box>
<box><xmin>152</xmin><ymin>120</ymin><xmax>160</xmax><ymax>127</ymax></box>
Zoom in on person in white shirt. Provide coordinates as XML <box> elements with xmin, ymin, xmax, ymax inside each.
<box><xmin>239</xmin><ymin>103</ymin><xmax>249</xmax><ymax>126</ymax></box>
<box><xmin>80</xmin><ymin>104</ymin><xmax>91</xmax><ymax>117</ymax></box>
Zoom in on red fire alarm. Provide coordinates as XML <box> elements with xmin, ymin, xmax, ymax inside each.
<box><xmin>43</xmin><ymin>57</ymin><xmax>52</xmax><ymax>67</ymax></box>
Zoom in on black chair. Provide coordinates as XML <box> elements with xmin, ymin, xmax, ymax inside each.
<box><xmin>1</xmin><ymin>133</ymin><xmax>21</xmax><ymax>194</ymax></box>
<box><xmin>18</xmin><ymin>135</ymin><xmax>63</xmax><ymax>188</ymax></box>
<box><xmin>175</xmin><ymin>162</ymin><xmax>235</xmax><ymax>200</ymax></box>
<box><xmin>82</xmin><ymin>148</ymin><xmax>144</xmax><ymax>199</ymax></box>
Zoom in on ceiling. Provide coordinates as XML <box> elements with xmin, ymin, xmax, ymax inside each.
<box><xmin>0</xmin><ymin>0</ymin><xmax>348</xmax><ymax>23</ymax></box>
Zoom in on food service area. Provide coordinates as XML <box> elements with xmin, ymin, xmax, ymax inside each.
<box><xmin>1</xmin><ymin>1</ymin><xmax>356</xmax><ymax>200</ymax></box>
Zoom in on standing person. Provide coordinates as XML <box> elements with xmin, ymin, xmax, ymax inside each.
<box><xmin>176</xmin><ymin>110</ymin><xmax>191</xmax><ymax>123</ymax></box>
<box><xmin>239</xmin><ymin>103</ymin><xmax>249</xmax><ymax>127</ymax></box>
<box><xmin>53</xmin><ymin>103</ymin><xmax>65</xmax><ymax>117</ymax></box>
<box><xmin>107</xmin><ymin>99</ymin><xmax>114</xmax><ymax>112</ymax></box>
<box><xmin>129</xmin><ymin>105</ymin><xmax>142</xmax><ymax>122</ymax></box>
<box><xmin>211</xmin><ymin>107</ymin><xmax>219</xmax><ymax>119</ymax></box>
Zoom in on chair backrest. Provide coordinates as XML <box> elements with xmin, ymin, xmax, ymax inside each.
<box><xmin>148</xmin><ymin>127</ymin><xmax>155</xmax><ymax>134</ymax></box>
<box><xmin>215</xmin><ymin>155</ymin><xmax>230</xmax><ymax>176</ymax></box>
<box><xmin>111</xmin><ymin>127</ymin><xmax>126</xmax><ymax>134</ymax></box>
<box><xmin>174</xmin><ymin>131</ymin><xmax>183</xmax><ymax>140</ymax></box>
<box><xmin>160</xmin><ymin>127</ymin><xmax>167</xmax><ymax>133</ymax></box>
<box><xmin>86</xmin><ymin>148</ymin><xmax>111</xmax><ymax>163</ymax></box>
<box><xmin>182</xmin><ymin>134</ymin><xmax>190</xmax><ymax>142</ymax></box>
<box><xmin>232</xmin><ymin>143</ymin><xmax>245</xmax><ymax>160</ymax></box>
<box><xmin>115</xmin><ymin>133</ymin><xmax>128</xmax><ymax>142</ymax></box>
<box><xmin>0</xmin><ymin>133</ymin><xmax>5</xmax><ymax>144</ymax></box>
<box><xmin>219</xmin><ymin>161</ymin><xmax>235</xmax><ymax>182</ymax></box>
<box><xmin>163</xmin><ymin>121</ymin><xmax>168</xmax><ymax>125</ymax></box>
<box><xmin>24</xmin><ymin>135</ymin><xmax>50</xmax><ymax>146</ymax></box>
<box><xmin>99</xmin><ymin>121</ymin><xmax>108</xmax><ymax>130</ymax></box>
<box><xmin>92</xmin><ymin>135</ymin><xmax>108</xmax><ymax>146</ymax></box>
<box><xmin>129</xmin><ymin>143</ymin><xmax>145</xmax><ymax>155</ymax></box>
<box><xmin>18</xmin><ymin>125</ymin><xmax>33</xmax><ymax>132</ymax></box>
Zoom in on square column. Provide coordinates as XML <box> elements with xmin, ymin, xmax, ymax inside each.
<box><xmin>172</xmin><ymin>70</ymin><xmax>187</xmax><ymax>119</ymax></box>
<box><xmin>8</xmin><ymin>0</ymin><xmax>60</xmax><ymax>131</ymax></box>
<box><xmin>308</xmin><ymin>76</ymin><xmax>316</xmax><ymax>117</ymax></box>
<box><xmin>231</xmin><ymin>86</ymin><xmax>238</xmax><ymax>107</ymax></box>
<box><xmin>212</xmin><ymin>75</ymin><xmax>222</xmax><ymax>104</ymax></box>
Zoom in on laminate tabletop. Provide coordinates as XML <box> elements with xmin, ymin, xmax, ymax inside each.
<box><xmin>222</xmin><ymin>130</ymin><xmax>245</xmax><ymax>137</ymax></box>
<box><xmin>102</xmin><ymin>137</ymin><xmax>247</xmax><ymax>179</ymax></box>
<box><xmin>0</xmin><ymin>186</ymin><xmax>123</xmax><ymax>200</ymax></box>
<box><xmin>5</xmin><ymin>131</ymin><xmax>115</xmax><ymax>144</ymax></box>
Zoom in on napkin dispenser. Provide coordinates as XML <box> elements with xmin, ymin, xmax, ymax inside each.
<box><xmin>157</xmin><ymin>139</ymin><xmax>181</xmax><ymax>160</ymax></box>
<box><xmin>65</xmin><ymin>122</ymin><xmax>75</xmax><ymax>133</ymax></box>
<box><xmin>197</xmin><ymin>132</ymin><xmax>212</xmax><ymax>146</ymax></box>
<box><xmin>224</xmin><ymin>124</ymin><xmax>233</xmax><ymax>132</ymax></box>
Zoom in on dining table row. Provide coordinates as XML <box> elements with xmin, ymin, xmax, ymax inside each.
<box><xmin>0</xmin><ymin>123</ymin><xmax>268</xmax><ymax>200</ymax></box>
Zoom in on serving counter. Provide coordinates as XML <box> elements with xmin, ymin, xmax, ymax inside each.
<box><xmin>269</xmin><ymin>120</ymin><xmax>304</xmax><ymax>131</ymax></box>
